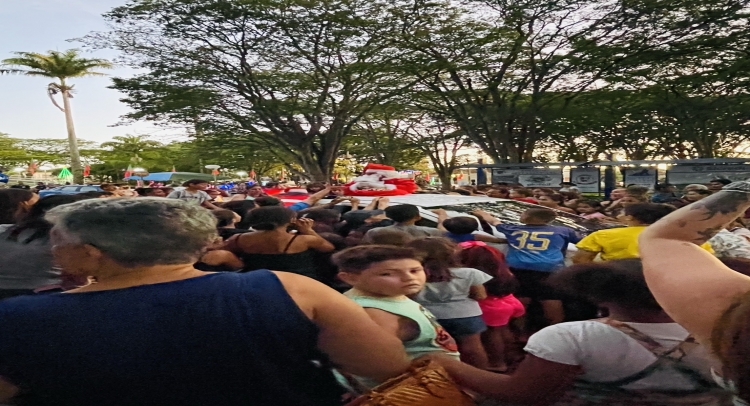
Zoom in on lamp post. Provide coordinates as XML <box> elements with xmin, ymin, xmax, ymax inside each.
<box><xmin>132</xmin><ymin>167</ymin><xmax>149</xmax><ymax>187</ymax></box>
<box><xmin>205</xmin><ymin>164</ymin><xmax>221</xmax><ymax>184</ymax></box>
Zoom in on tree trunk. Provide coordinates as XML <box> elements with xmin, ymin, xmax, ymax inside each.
<box><xmin>60</xmin><ymin>84</ymin><xmax>83</xmax><ymax>184</ymax></box>
<box><xmin>438</xmin><ymin>171</ymin><xmax>453</xmax><ymax>191</ymax></box>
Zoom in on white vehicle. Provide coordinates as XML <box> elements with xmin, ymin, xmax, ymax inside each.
<box><xmin>315</xmin><ymin>194</ymin><xmax>620</xmax><ymax>258</ymax></box>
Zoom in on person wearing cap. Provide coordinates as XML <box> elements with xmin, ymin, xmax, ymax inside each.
<box><xmin>651</xmin><ymin>183</ymin><xmax>680</xmax><ymax>204</ymax></box>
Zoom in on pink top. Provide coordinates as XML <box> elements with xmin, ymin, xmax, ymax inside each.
<box><xmin>581</xmin><ymin>212</ymin><xmax>607</xmax><ymax>219</ymax></box>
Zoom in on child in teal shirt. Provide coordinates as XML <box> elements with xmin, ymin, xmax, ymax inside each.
<box><xmin>333</xmin><ymin>245</ymin><xmax>460</xmax><ymax>388</ymax></box>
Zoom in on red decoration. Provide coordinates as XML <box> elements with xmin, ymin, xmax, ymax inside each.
<box><xmin>83</xmin><ymin>165</ymin><xmax>91</xmax><ymax>177</ymax></box>
<box><xmin>364</xmin><ymin>163</ymin><xmax>396</xmax><ymax>172</ymax></box>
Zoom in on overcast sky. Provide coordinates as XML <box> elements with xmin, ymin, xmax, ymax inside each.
<box><xmin>0</xmin><ymin>0</ymin><xmax>185</xmax><ymax>144</ymax></box>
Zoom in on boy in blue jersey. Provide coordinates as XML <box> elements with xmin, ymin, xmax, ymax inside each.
<box><xmin>473</xmin><ymin>208</ymin><xmax>581</xmax><ymax>326</ymax></box>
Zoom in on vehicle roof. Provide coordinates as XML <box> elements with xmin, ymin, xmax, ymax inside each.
<box><xmin>317</xmin><ymin>193</ymin><xmax>620</xmax><ymax>234</ymax></box>
<box><xmin>328</xmin><ymin>194</ymin><xmax>508</xmax><ymax>207</ymax></box>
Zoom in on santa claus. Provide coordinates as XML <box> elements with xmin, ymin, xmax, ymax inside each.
<box><xmin>344</xmin><ymin>163</ymin><xmax>418</xmax><ymax>196</ymax></box>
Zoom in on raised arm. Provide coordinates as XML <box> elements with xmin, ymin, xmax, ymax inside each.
<box><xmin>295</xmin><ymin>218</ymin><xmax>335</xmax><ymax>252</ymax></box>
<box><xmin>639</xmin><ymin>182</ymin><xmax>750</xmax><ymax>344</ymax></box>
<box><xmin>302</xmin><ymin>187</ymin><xmax>333</xmax><ymax>207</ymax></box>
<box><xmin>472</xmin><ymin>210</ymin><xmax>501</xmax><ymax>226</ymax></box>
<box><xmin>431</xmin><ymin>209</ymin><xmax>449</xmax><ymax>231</ymax></box>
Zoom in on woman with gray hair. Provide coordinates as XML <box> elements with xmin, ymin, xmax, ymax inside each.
<box><xmin>0</xmin><ymin>198</ymin><xmax>410</xmax><ymax>406</ymax></box>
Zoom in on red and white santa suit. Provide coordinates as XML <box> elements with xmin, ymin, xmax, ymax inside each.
<box><xmin>344</xmin><ymin>164</ymin><xmax>418</xmax><ymax>197</ymax></box>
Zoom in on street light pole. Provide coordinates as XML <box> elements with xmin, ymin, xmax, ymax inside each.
<box><xmin>205</xmin><ymin>164</ymin><xmax>221</xmax><ymax>184</ymax></box>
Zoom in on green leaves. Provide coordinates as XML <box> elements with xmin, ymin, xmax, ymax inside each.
<box><xmin>1</xmin><ymin>49</ymin><xmax>112</xmax><ymax>82</ymax></box>
<box><xmin>84</xmin><ymin>0</ymin><xmax>750</xmax><ymax>174</ymax></box>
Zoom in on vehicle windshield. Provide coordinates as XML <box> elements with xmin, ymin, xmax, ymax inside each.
<box><xmin>433</xmin><ymin>201</ymin><xmax>620</xmax><ymax>234</ymax></box>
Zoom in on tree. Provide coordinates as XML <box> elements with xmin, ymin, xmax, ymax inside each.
<box><xmin>89</xmin><ymin>0</ymin><xmax>419</xmax><ymax>180</ymax></box>
<box><xmin>87</xmin><ymin>135</ymin><xmax>175</xmax><ymax>180</ymax></box>
<box><xmin>395</xmin><ymin>0</ymin><xmax>750</xmax><ymax>163</ymax></box>
<box><xmin>399</xmin><ymin>115</ymin><xmax>471</xmax><ymax>190</ymax></box>
<box><xmin>0</xmin><ymin>133</ymin><xmax>31</xmax><ymax>168</ymax></box>
<box><xmin>350</xmin><ymin>107</ymin><xmax>470</xmax><ymax>189</ymax></box>
<box><xmin>1</xmin><ymin>49</ymin><xmax>112</xmax><ymax>183</ymax></box>
<box><xmin>346</xmin><ymin>107</ymin><xmax>432</xmax><ymax>170</ymax></box>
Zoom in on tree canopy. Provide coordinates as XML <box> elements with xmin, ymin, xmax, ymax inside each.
<box><xmin>74</xmin><ymin>0</ymin><xmax>750</xmax><ymax>179</ymax></box>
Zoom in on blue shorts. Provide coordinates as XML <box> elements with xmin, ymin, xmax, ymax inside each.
<box><xmin>438</xmin><ymin>316</ymin><xmax>487</xmax><ymax>338</ymax></box>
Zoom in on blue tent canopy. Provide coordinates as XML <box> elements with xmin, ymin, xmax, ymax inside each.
<box><xmin>125</xmin><ymin>172</ymin><xmax>217</xmax><ymax>182</ymax></box>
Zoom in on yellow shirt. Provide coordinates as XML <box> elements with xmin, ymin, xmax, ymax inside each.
<box><xmin>576</xmin><ymin>226</ymin><xmax>713</xmax><ymax>261</ymax></box>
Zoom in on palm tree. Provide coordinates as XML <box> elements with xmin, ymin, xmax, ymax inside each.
<box><xmin>1</xmin><ymin>49</ymin><xmax>113</xmax><ymax>184</ymax></box>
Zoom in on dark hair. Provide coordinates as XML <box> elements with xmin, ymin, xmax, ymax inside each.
<box><xmin>543</xmin><ymin>194</ymin><xmax>565</xmax><ymax>205</ymax></box>
<box><xmin>711</xmin><ymin>179</ymin><xmax>733</xmax><ymax>185</ymax></box>
<box><xmin>136</xmin><ymin>188</ymin><xmax>155</xmax><ymax>196</ymax></box>
<box><xmin>443</xmin><ymin>217</ymin><xmax>479</xmax><ymax>235</ymax></box>
<box><xmin>458</xmin><ymin>244</ymin><xmax>518</xmax><ymax>297</ymax></box>
<box><xmin>366</xmin><ymin>228</ymin><xmax>415</xmax><ymax>246</ymax></box>
<box><xmin>523</xmin><ymin>208</ymin><xmax>557</xmax><ymax>223</ymax></box>
<box><xmin>687</xmin><ymin>189</ymin><xmax>712</xmax><ymax>197</ymax></box>
<box><xmin>384</xmin><ymin>204</ymin><xmax>420</xmax><ymax>223</ymax></box>
<box><xmin>577</xmin><ymin>199</ymin><xmax>602</xmax><ymax>209</ymax></box>
<box><xmin>306</xmin><ymin>182</ymin><xmax>326</xmax><ymax>193</ymax></box>
<box><xmin>182</xmin><ymin>179</ymin><xmax>209</xmax><ymax>187</ymax></box>
<box><xmin>319</xmin><ymin>232</ymin><xmax>347</xmax><ymax>251</ymax></box>
<box><xmin>406</xmin><ymin>237</ymin><xmax>458</xmax><ymax>282</ymax></box>
<box><xmin>8</xmin><ymin>194</ymin><xmax>94</xmax><ymax>243</ymax></box>
<box><xmin>512</xmin><ymin>188</ymin><xmax>533</xmax><ymax>197</ymax></box>
<box><xmin>220</xmin><ymin>200</ymin><xmax>257</xmax><ymax>217</ymax></box>
<box><xmin>212</xmin><ymin>209</ymin><xmax>237</xmax><ymax>228</ymax></box>
<box><xmin>244</xmin><ymin>206</ymin><xmax>295</xmax><ymax>230</ymax></box>
<box><xmin>0</xmin><ymin>189</ymin><xmax>35</xmax><ymax>224</ymax></box>
<box><xmin>254</xmin><ymin>196</ymin><xmax>282</xmax><ymax>207</ymax></box>
<box><xmin>655</xmin><ymin>183</ymin><xmax>674</xmax><ymax>192</ymax></box>
<box><xmin>623</xmin><ymin>203</ymin><xmax>675</xmax><ymax>225</ymax></box>
<box><xmin>453</xmin><ymin>188</ymin><xmax>471</xmax><ymax>196</ymax></box>
<box><xmin>626</xmin><ymin>185</ymin><xmax>649</xmax><ymax>197</ymax></box>
<box><xmin>333</xmin><ymin>245</ymin><xmax>423</xmax><ymax>273</ymax></box>
<box><xmin>548</xmin><ymin>258</ymin><xmax>661</xmax><ymax>310</ymax></box>
<box><xmin>300</xmin><ymin>209</ymin><xmax>340</xmax><ymax>225</ymax></box>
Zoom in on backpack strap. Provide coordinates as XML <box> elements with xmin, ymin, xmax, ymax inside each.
<box><xmin>594</xmin><ymin>318</ymin><xmax>683</xmax><ymax>358</ymax></box>
<box><xmin>591</xmin><ymin>319</ymin><xmax>713</xmax><ymax>389</ymax></box>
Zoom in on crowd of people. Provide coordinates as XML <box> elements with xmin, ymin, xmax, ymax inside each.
<box><xmin>1</xmin><ymin>176</ymin><xmax>750</xmax><ymax>405</ymax></box>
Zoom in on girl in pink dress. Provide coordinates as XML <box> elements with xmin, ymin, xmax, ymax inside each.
<box><xmin>457</xmin><ymin>241</ymin><xmax>525</xmax><ymax>372</ymax></box>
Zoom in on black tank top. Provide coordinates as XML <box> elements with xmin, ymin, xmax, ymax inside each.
<box><xmin>240</xmin><ymin>234</ymin><xmax>319</xmax><ymax>279</ymax></box>
<box><xmin>0</xmin><ymin>271</ymin><xmax>344</xmax><ymax>405</ymax></box>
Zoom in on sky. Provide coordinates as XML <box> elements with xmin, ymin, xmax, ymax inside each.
<box><xmin>0</xmin><ymin>0</ymin><xmax>185</xmax><ymax>144</ymax></box>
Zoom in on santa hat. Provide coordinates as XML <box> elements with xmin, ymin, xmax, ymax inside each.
<box><xmin>364</xmin><ymin>163</ymin><xmax>395</xmax><ymax>172</ymax></box>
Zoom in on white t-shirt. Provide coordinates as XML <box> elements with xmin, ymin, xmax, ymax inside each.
<box><xmin>167</xmin><ymin>189</ymin><xmax>210</xmax><ymax>205</ymax></box>
<box><xmin>414</xmin><ymin>267</ymin><xmax>492</xmax><ymax>319</ymax></box>
<box><xmin>525</xmin><ymin>321</ymin><xmax>717</xmax><ymax>391</ymax></box>
<box><xmin>710</xmin><ymin>230</ymin><xmax>750</xmax><ymax>259</ymax></box>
